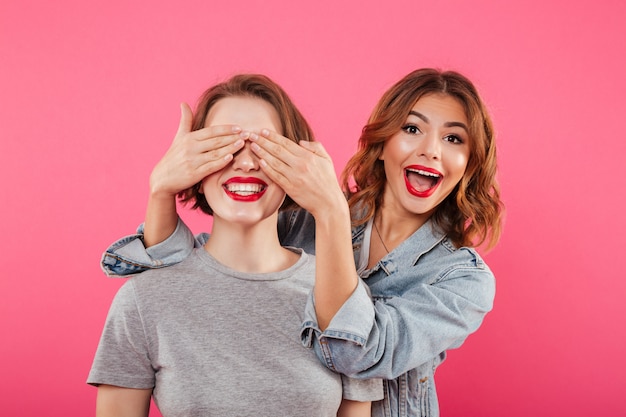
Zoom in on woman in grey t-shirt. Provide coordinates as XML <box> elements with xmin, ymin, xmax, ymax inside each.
<box><xmin>88</xmin><ymin>74</ymin><xmax>381</xmax><ymax>416</ymax></box>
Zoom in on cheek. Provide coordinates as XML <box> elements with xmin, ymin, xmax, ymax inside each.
<box><xmin>381</xmin><ymin>137</ymin><xmax>411</xmax><ymax>162</ymax></box>
<box><xmin>271</xmin><ymin>189</ymin><xmax>287</xmax><ymax>207</ymax></box>
<box><xmin>200</xmin><ymin>175</ymin><xmax>220</xmax><ymax>195</ymax></box>
<box><xmin>447</xmin><ymin>150</ymin><xmax>470</xmax><ymax>178</ymax></box>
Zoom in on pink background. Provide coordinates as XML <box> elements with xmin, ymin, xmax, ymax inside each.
<box><xmin>2</xmin><ymin>1</ymin><xmax>625</xmax><ymax>416</ymax></box>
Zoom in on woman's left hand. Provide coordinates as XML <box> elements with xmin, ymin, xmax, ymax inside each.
<box><xmin>249</xmin><ymin>129</ymin><xmax>347</xmax><ymax>218</ymax></box>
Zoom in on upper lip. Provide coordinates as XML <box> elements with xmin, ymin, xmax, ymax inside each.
<box><xmin>222</xmin><ymin>176</ymin><xmax>268</xmax><ymax>194</ymax></box>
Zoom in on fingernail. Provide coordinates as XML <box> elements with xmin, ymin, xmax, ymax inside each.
<box><xmin>234</xmin><ymin>139</ymin><xmax>244</xmax><ymax>147</ymax></box>
<box><xmin>261</xmin><ymin>129</ymin><xmax>269</xmax><ymax>136</ymax></box>
<box><xmin>250</xmin><ymin>133</ymin><xmax>259</xmax><ymax>141</ymax></box>
<box><xmin>232</xmin><ymin>126</ymin><xmax>242</xmax><ymax>133</ymax></box>
<box><xmin>239</xmin><ymin>131</ymin><xmax>250</xmax><ymax>139</ymax></box>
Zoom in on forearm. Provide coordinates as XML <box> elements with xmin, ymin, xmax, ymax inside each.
<box><xmin>143</xmin><ymin>192</ymin><xmax>179</xmax><ymax>248</ymax></box>
<box><xmin>305</xmin><ymin>266</ymin><xmax>496</xmax><ymax>379</ymax></box>
<box><xmin>312</xmin><ymin>198</ymin><xmax>358</xmax><ymax>330</ymax></box>
<box><xmin>337</xmin><ymin>400</ymin><xmax>371</xmax><ymax>417</ymax></box>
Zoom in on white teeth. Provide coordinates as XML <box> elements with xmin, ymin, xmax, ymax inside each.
<box><xmin>406</xmin><ymin>168</ymin><xmax>440</xmax><ymax>178</ymax></box>
<box><xmin>225</xmin><ymin>183</ymin><xmax>264</xmax><ymax>195</ymax></box>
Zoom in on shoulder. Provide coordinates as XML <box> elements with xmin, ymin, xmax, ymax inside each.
<box><xmin>439</xmin><ymin>238</ymin><xmax>487</xmax><ymax>268</ymax></box>
<box><xmin>426</xmin><ymin>240</ymin><xmax>495</xmax><ymax>288</ymax></box>
<box><xmin>128</xmin><ymin>251</ymin><xmax>204</xmax><ymax>292</ymax></box>
<box><xmin>283</xmin><ymin>247</ymin><xmax>316</xmax><ymax>278</ymax></box>
<box><xmin>400</xmin><ymin>227</ymin><xmax>494</xmax><ymax>287</ymax></box>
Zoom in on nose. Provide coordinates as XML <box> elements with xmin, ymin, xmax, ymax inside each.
<box><xmin>231</xmin><ymin>142</ymin><xmax>260</xmax><ymax>172</ymax></box>
<box><xmin>417</xmin><ymin>131</ymin><xmax>441</xmax><ymax>160</ymax></box>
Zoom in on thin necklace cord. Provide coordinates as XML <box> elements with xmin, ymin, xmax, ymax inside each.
<box><xmin>373</xmin><ymin>216</ymin><xmax>390</xmax><ymax>254</ymax></box>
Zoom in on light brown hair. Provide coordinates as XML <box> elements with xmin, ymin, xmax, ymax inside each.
<box><xmin>341</xmin><ymin>68</ymin><xmax>503</xmax><ymax>249</ymax></box>
<box><xmin>179</xmin><ymin>74</ymin><xmax>314</xmax><ymax>215</ymax></box>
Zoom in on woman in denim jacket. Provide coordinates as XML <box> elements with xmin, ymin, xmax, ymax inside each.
<box><xmin>102</xmin><ymin>68</ymin><xmax>503</xmax><ymax>416</ymax></box>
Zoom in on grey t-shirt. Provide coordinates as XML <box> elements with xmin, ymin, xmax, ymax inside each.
<box><xmin>88</xmin><ymin>247</ymin><xmax>381</xmax><ymax>416</ymax></box>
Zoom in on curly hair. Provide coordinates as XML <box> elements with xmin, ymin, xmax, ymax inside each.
<box><xmin>179</xmin><ymin>74</ymin><xmax>314</xmax><ymax>215</ymax></box>
<box><xmin>341</xmin><ymin>68</ymin><xmax>503</xmax><ymax>250</ymax></box>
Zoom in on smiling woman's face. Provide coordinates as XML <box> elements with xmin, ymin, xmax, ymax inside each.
<box><xmin>200</xmin><ymin>96</ymin><xmax>286</xmax><ymax>226</ymax></box>
<box><xmin>379</xmin><ymin>93</ymin><xmax>471</xmax><ymax>221</ymax></box>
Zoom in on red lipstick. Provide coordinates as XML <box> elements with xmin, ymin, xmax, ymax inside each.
<box><xmin>404</xmin><ymin>165</ymin><xmax>443</xmax><ymax>198</ymax></box>
<box><xmin>222</xmin><ymin>177</ymin><xmax>268</xmax><ymax>202</ymax></box>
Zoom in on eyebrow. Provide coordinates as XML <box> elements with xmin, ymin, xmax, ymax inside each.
<box><xmin>408</xmin><ymin>110</ymin><xmax>469</xmax><ymax>132</ymax></box>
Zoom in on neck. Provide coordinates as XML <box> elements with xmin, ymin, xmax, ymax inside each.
<box><xmin>204</xmin><ymin>214</ymin><xmax>298</xmax><ymax>273</ymax></box>
<box><xmin>375</xmin><ymin>204</ymin><xmax>432</xmax><ymax>250</ymax></box>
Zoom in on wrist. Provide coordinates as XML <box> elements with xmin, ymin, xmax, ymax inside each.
<box><xmin>313</xmin><ymin>197</ymin><xmax>350</xmax><ymax>228</ymax></box>
<box><xmin>147</xmin><ymin>190</ymin><xmax>178</xmax><ymax>213</ymax></box>
<box><xmin>149</xmin><ymin>181</ymin><xmax>179</xmax><ymax>200</ymax></box>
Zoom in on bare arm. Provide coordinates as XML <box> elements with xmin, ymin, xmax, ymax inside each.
<box><xmin>310</xmin><ymin>191</ymin><xmax>358</xmax><ymax>330</ymax></box>
<box><xmin>95</xmin><ymin>385</ymin><xmax>152</xmax><ymax>417</ymax></box>
<box><xmin>143</xmin><ymin>103</ymin><xmax>246</xmax><ymax>247</ymax></box>
<box><xmin>250</xmin><ymin>131</ymin><xmax>358</xmax><ymax>330</ymax></box>
<box><xmin>337</xmin><ymin>399</ymin><xmax>372</xmax><ymax>417</ymax></box>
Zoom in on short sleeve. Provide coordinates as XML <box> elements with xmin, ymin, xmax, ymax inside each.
<box><xmin>87</xmin><ymin>281</ymin><xmax>155</xmax><ymax>388</ymax></box>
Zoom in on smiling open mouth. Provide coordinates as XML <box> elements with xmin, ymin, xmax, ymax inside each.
<box><xmin>405</xmin><ymin>167</ymin><xmax>442</xmax><ymax>197</ymax></box>
<box><xmin>222</xmin><ymin>177</ymin><xmax>268</xmax><ymax>201</ymax></box>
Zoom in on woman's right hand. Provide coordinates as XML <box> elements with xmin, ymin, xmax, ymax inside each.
<box><xmin>149</xmin><ymin>102</ymin><xmax>247</xmax><ymax>199</ymax></box>
<box><xmin>143</xmin><ymin>103</ymin><xmax>247</xmax><ymax>247</ymax></box>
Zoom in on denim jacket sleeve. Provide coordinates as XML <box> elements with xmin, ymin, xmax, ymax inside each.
<box><xmin>100</xmin><ymin>210</ymin><xmax>310</xmax><ymax>277</ymax></box>
<box><xmin>100</xmin><ymin>218</ymin><xmax>208</xmax><ymax>277</ymax></box>
<box><xmin>300</xmin><ymin>246</ymin><xmax>495</xmax><ymax>380</ymax></box>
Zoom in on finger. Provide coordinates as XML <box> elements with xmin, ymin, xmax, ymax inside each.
<box><xmin>173</xmin><ymin>145</ymin><xmax>238</xmax><ymax>187</ymax></box>
<box><xmin>256</xmin><ymin>151</ymin><xmax>292</xmax><ymax>190</ymax></box>
<box><xmin>258</xmin><ymin>128</ymin><xmax>307</xmax><ymax>156</ymax></box>
<box><xmin>250</xmin><ymin>130</ymin><xmax>301</xmax><ymax>168</ymax></box>
<box><xmin>197</xmin><ymin>136</ymin><xmax>245</xmax><ymax>165</ymax></box>
<box><xmin>195</xmin><ymin>154</ymin><xmax>235</xmax><ymax>178</ymax></box>
<box><xmin>189</xmin><ymin>124</ymin><xmax>243</xmax><ymax>142</ymax></box>
<box><xmin>177</xmin><ymin>103</ymin><xmax>194</xmax><ymax>135</ymax></box>
<box><xmin>191</xmin><ymin>132</ymin><xmax>248</xmax><ymax>158</ymax></box>
<box><xmin>249</xmin><ymin>139</ymin><xmax>291</xmax><ymax>175</ymax></box>
<box><xmin>300</xmin><ymin>140</ymin><xmax>331</xmax><ymax>159</ymax></box>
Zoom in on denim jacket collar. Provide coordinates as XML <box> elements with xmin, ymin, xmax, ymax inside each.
<box><xmin>352</xmin><ymin>218</ymin><xmax>447</xmax><ymax>279</ymax></box>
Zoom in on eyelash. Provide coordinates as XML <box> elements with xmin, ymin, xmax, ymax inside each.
<box><xmin>402</xmin><ymin>124</ymin><xmax>421</xmax><ymax>135</ymax></box>
<box><xmin>444</xmin><ymin>134</ymin><xmax>463</xmax><ymax>144</ymax></box>
<box><xmin>402</xmin><ymin>124</ymin><xmax>465</xmax><ymax>144</ymax></box>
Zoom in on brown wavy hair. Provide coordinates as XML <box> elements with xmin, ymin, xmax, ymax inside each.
<box><xmin>179</xmin><ymin>74</ymin><xmax>314</xmax><ymax>215</ymax></box>
<box><xmin>341</xmin><ymin>68</ymin><xmax>503</xmax><ymax>250</ymax></box>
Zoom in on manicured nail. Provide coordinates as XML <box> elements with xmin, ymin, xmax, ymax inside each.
<box><xmin>250</xmin><ymin>133</ymin><xmax>259</xmax><ymax>141</ymax></box>
<box><xmin>251</xmin><ymin>143</ymin><xmax>261</xmax><ymax>152</ymax></box>
<box><xmin>261</xmin><ymin>129</ymin><xmax>269</xmax><ymax>136</ymax></box>
<box><xmin>234</xmin><ymin>139</ymin><xmax>244</xmax><ymax>147</ymax></box>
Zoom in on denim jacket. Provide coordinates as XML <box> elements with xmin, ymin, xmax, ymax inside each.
<box><xmin>101</xmin><ymin>210</ymin><xmax>495</xmax><ymax>417</ymax></box>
